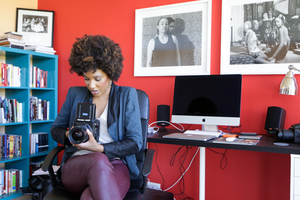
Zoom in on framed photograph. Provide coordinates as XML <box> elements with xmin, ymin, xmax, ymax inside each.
<box><xmin>134</xmin><ymin>0</ymin><xmax>211</xmax><ymax>76</ymax></box>
<box><xmin>16</xmin><ymin>8</ymin><xmax>54</xmax><ymax>47</ymax></box>
<box><xmin>221</xmin><ymin>0</ymin><xmax>300</xmax><ymax>75</ymax></box>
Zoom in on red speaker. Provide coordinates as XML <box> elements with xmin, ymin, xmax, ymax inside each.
<box><xmin>264</xmin><ymin>106</ymin><xmax>286</xmax><ymax>134</ymax></box>
<box><xmin>157</xmin><ymin>105</ymin><xmax>170</xmax><ymax>128</ymax></box>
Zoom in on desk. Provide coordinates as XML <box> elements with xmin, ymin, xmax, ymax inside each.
<box><xmin>148</xmin><ymin>130</ymin><xmax>300</xmax><ymax>200</ymax></box>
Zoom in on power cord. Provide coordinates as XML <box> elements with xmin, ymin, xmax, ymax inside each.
<box><xmin>154</xmin><ymin>143</ymin><xmax>165</xmax><ymax>189</ymax></box>
<box><xmin>164</xmin><ymin>146</ymin><xmax>199</xmax><ymax>192</ymax></box>
<box><xmin>164</xmin><ymin>145</ymin><xmax>197</xmax><ymax>200</ymax></box>
<box><xmin>148</xmin><ymin>121</ymin><xmax>185</xmax><ymax>134</ymax></box>
<box><xmin>207</xmin><ymin>148</ymin><xmax>228</xmax><ymax>169</ymax></box>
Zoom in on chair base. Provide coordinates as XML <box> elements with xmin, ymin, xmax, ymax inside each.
<box><xmin>141</xmin><ymin>188</ymin><xmax>173</xmax><ymax>200</ymax></box>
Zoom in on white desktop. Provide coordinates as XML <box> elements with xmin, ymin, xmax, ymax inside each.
<box><xmin>170</xmin><ymin>74</ymin><xmax>242</xmax><ymax>200</ymax></box>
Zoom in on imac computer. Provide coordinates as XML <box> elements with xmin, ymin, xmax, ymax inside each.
<box><xmin>171</xmin><ymin>74</ymin><xmax>242</xmax><ymax>132</ymax></box>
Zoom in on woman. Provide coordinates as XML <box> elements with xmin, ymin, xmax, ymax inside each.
<box><xmin>146</xmin><ymin>17</ymin><xmax>181</xmax><ymax>67</ymax></box>
<box><xmin>255</xmin><ymin>14</ymin><xmax>290</xmax><ymax>63</ymax></box>
<box><xmin>50</xmin><ymin>34</ymin><xmax>143</xmax><ymax>200</ymax></box>
<box><xmin>242</xmin><ymin>21</ymin><xmax>262</xmax><ymax>56</ymax></box>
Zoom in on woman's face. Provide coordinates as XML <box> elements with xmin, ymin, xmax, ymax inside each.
<box><xmin>83</xmin><ymin>68</ymin><xmax>111</xmax><ymax>97</ymax></box>
<box><xmin>169</xmin><ymin>22</ymin><xmax>175</xmax><ymax>33</ymax></box>
<box><xmin>275</xmin><ymin>17</ymin><xmax>283</xmax><ymax>28</ymax></box>
<box><xmin>157</xmin><ymin>18</ymin><xmax>169</xmax><ymax>34</ymax></box>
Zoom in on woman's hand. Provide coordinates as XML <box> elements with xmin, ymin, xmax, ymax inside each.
<box><xmin>72</xmin><ymin>129</ymin><xmax>104</xmax><ymax>152</ymax></box>
<box><xmin>268</xmin><ymin>56</ymin><xmax>275</xmax><ymax>61</ymax></box>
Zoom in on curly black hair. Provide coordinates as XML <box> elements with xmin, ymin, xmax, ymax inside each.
<box><xmin>68</xmin><ymin>34</ymin><xmax>124</xmax><ymax>81</ymax></box>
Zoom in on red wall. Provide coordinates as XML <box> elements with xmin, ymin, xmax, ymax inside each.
<box><xmin>39</xmin><ymin>0</ymin><xmax>299</xmax><ymax>199</ymax></box>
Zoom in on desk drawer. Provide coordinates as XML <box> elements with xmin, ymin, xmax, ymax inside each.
<box><xmin>295</xmin><ymin>157</ymin><xmax>300</xmax><ymax>177</ymax></box>
<box><xmin>295</xmin><ymin>195</ymin><xmax>300</xmax><ymax>200</ymax></box>
<box><xmin>295</xmin><ymin>177</ymin><xmax>300</xmax><ymax>196</ymax></box>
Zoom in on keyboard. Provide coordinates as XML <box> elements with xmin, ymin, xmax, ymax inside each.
<box><xmin>184</xmin><ymin>130</ymin><xmax>222</xmax><ymax>138</ymax></box>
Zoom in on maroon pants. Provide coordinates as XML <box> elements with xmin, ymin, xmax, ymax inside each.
<box><xmin>61</xmin><ymin>152</ymin><xmax>130</xmax><ymax>200</ymax></box>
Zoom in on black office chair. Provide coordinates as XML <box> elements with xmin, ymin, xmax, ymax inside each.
<box><xmin>41</xmin><ymin>89</ymin><xmax>155</xmax><ymax>200</ymax></box>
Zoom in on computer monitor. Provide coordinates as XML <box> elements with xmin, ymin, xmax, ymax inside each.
<box><xmin>171</xmin><ymin>74</ymin><xmax>242</xmax><ymax>131</ymax></box>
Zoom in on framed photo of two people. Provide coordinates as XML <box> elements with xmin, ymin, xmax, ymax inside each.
<box><xmin>221</xmin><ymin>0</ymin><xmax>300</xmax><ymax>75</ymax></box>
<box><xmin>134</xmin><ymin>0</ymin><xmax>212</xmax><ymax>76</ymax></box>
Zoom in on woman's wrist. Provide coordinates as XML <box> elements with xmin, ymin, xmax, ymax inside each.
<box><xmin>65</xmin><ymin>130</ymin><xmax>69</xmax><ymax>139</ymax></box>
<box><xmin>97</xmin><ymin>144</ymin><xmax>104</xmax><ymax>152</ymax></box>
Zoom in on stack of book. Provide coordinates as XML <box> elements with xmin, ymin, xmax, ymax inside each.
<box><xmin>0</xmin><ymin>134</ymin><xmax>22</xmax><ymax>158</ymax></box>
<box><xmin>0</xmin><ymin>168</ymin><xmax>23</xmax><ymax>195</ymax></box>
<box><xmin>30</xmin><ymin>96</ymin><xmax>50</xmax><ymax>121</ymax></box>
<box><xmin>29</xmin><ymin>132</ymin><xmax>49</xmax><ymax>154</ymax></box>
<box><xmin>0</xmin><ymin>97</ymin><xmax>23</xmax><ymax>124</ymax></box>
<box><xmin>25</xmin><ymin>45</ymin><xmax>56</xmax><ymax>54</ymax></box>
<box><xmin>0</xmin><ymin>32</ymin><xmax>25</xmax><ymax>49</ymax></box>
<box><xmin>1</xmin><ymin>63</ymin><xmax>22</xmax><ymax>87</ymax></box>
<box><xmin>30</xmin><ymin>66</ymin><xmax>48</xmax><ymax>88</ymax></box>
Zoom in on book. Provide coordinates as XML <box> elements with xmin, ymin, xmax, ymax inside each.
<box><xmin>0</xmin><ymin>43</ymin><xmax>25</xmax><ymax>49</ymax></box>
<box><xmin>3</xmin><ymin>31</ymin><xmax>22</xmax><ymax>36</ymax></box>
<box><xmin>212</xmin><ymin>137</ymin><xmax>260</xmax><ymax>145</ymax></box>
<box><xmin>25</xmin><ymin>45</ymin><xmax>56</xmax><ymax>54</ymax></box>
<box><xmin>0</xmin><ymin>32</ymin><xmax>23</xmax><ymax>41</ymax></box>
<box><xmin>238</xmin><ymin>135</ymin><xmax>263</xmax><ymax>140</ymax></box>
<box><xmin>0</xmin><ymin>38</ymin><xmax>24</xmax><ymax>43</ymax></box>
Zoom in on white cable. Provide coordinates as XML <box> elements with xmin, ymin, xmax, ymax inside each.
<box><xmin>148</xmin><ymin>121</ymin><xmax>185</xmax><ymax>132</ymax></box>
<box><xmin>163</xmin><ymin>147</ymin><xmax>200</xmax><ymax>191</ymax></box>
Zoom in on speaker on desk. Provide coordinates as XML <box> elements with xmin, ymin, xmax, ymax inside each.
<box><xmin>265</xmin><ymin>106</ymin><xmax>286</xmax><ymax>135</ymax></box>
<box><xmin>157</xmin><ymin>105</ymin><xmax>170</xmax><ymax>129</ymax></box>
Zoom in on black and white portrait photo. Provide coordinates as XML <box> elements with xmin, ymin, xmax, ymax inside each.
<box><xmin>221</xmin><ymin>0</ymin><xmax>300</xmax><ymax>74</ymax></box>
<box><xmin>134</xmin><ymin>1</ymin><xmax>211</xmax><ymax>76</ymax></box>
<box><xmin>142</xmin><ymin>11</ymin><xmax>202</xmax><ymax>68</ymax></box>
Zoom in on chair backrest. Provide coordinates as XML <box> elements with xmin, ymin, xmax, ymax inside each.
<box><xmin>135</xmin><ymin>89</ymin><xmax>150</xmax><ymax>180</ymax></box>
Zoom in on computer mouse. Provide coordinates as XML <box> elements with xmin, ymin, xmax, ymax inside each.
<box><xmin>226</xmin><ymin>137</ymin><xmax>237</xmax><ymax>142</ymax></box>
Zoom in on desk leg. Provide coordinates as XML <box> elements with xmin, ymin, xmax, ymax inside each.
<box><xmin>200</xmin><ymin>147</ymin><xmax>205</xmax><ymax>200</ymax></box>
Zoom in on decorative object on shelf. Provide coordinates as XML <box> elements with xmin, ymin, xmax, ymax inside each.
<box><xmin>279</xmin><ymin>65</ymin><xmax>299</xmax><ymax>95</ymax></box>
<box><xmin>220</xmin><ymin>0</ymin><xmax>300</xmax><ymax>75</ymax></box>
<box><xmin>16</xmin><ymin>8</ymin><xmax>54</xmax><ymax>47</ymax></box>
<box><xmin>134</xmin><ymin>0</ymin><xmax>211</xmax><ymax>76</ymax></box>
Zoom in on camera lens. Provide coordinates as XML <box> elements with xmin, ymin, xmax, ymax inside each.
<box><xmin>72</xmin><ymin>129</ymin><xmax>85</xmax><ymax>141</ymax></box>
<box><xmin>277</xmin><ymin>129</ymin><xmax>294</xmax><ymax>142</ymax></box>
<box><xmin>68</xmin><ymin>125</ymin><xmax>90</xmax><ymax>144</ymax></box>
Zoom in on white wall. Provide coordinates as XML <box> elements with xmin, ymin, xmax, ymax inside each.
<box><xmin>0</xmin><ymin>0</ymin><xmax>37</xmax><ymax>34</ymax></box>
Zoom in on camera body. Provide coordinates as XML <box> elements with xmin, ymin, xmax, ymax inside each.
<box><xmin>277</xmin><ymin>123</ymin><xmax>300</xmax><ymax>144</ymax></box>
<box><xmin>68</xmin><ymin>103</ymin><xmax>100</xmax><ymax>144</ymax></box>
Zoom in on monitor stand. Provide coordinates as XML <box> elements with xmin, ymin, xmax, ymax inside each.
<box><xmin>202</xmin><ymin>125</ymin><xmax>219</xmax><ymax>132</ymax></box>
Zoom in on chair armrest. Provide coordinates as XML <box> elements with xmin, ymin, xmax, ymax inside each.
<box><xmin>142</xmin><ymin>149</ymin><xmax>155</xmax><ymax>176</ymax></box>
<box><xmin>42</xmin><ymin>146</ymin><xmax>65</xmax><ymax>171</ymax></box>
<box><xmin>41</xmin><ymin>146</ymin><xmax>65</xmax><ymax>187</ymax></box>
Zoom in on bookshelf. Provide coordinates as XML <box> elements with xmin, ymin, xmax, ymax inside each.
<box><xmin>0</xmin><ymin>46</ymin><xmax>57</xmax><ymax>199</ymax></box>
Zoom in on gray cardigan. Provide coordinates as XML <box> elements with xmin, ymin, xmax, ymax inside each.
<box><xmin>50</xmin><ymin>83</ymin><xmax>143</xmax><ymax>179</ymax></box>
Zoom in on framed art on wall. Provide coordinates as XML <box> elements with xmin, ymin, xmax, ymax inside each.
<box><xmin>221</xmin><ymin>0</ymin><xmax>300</xmax><ymax>75</ymax></box>
<box><xmin>16</xmin><ymin>8</ymin><xmax>54</xmax><ymax>47</ymax></box>
<box><xmin>134</xmin><ymin>0</ymin><xmax>212</xmax><ymax>76</ymax></box>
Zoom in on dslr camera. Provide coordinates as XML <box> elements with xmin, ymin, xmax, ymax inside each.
<box><xmin>276</xmin><ymin>123</ymin><xmax>300</xmax><ymax>144</ymax></box>
<box><xmin>68</xmin><ymin>103</ymin><xmax>100</xmax><ymax>144</ymax></box>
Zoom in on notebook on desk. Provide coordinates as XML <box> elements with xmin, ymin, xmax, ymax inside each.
<box><xmin>163</xmin><ymin>133</ymin><xmax>216</xmax><ymax>141</ymax></box>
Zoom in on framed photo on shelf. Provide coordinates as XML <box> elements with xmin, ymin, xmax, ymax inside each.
<box><xmin>134</xmin><ymin>0</ymin><xmax>211</xmax><ymax>76</ymax></box>
<box><xmin>221</xmin><ymin>0</ymin><xmax>300</xmax><ymax>75</ymax></box>
<box><xmin>16</xmin><ymin>8</ymin><xmax>54</xmax><ymax>47</ymax></box>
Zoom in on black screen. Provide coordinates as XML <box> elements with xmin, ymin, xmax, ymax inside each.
<box><xmin>172</xmin><ymin>74</ymin><xmax>242</xmax><ymax>118</ymax></box>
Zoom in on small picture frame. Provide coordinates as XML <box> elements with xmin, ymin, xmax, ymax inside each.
<box><xmin>134</xmin><ymin>0</ymin><xmax>212</xmax><ymax>76</ymax></box>
<box><xmin>16</xmin><ymin>8</ymin><xmax>54</xmax><ymax>47</ymax></box>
